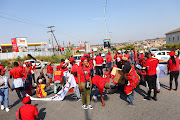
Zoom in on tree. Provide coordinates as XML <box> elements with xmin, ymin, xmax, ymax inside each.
<box><xmin>64</xmin><ymin>44</ymin><xmax>74</xmax><ymax>59</ymax></box>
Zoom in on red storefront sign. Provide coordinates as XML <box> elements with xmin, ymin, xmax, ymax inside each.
<box><xmin>11</xmin><ymin>38</ymin><xmax>18</xmax><ymax>52</ymax></box>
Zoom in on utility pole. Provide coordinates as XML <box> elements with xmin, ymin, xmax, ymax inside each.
<box><xmin>47</xmin><ymin>26</ymin><xmax>62</xmax><ymax>55</ymax></box>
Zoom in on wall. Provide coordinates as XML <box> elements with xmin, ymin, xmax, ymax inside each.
<box><xmin>0</xmin><ymin>51</ymin><xmax>62</xmax><ymax>60</ymax></box>
<box><xmin>166</xmin><ymin>31</ymin><xmax>180</xmax><ymax>44</ymax></box>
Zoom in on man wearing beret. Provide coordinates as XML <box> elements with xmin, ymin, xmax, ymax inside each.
<box><xmin>16</xmin><ymin>96</ymin><xmax>39</xmax><ymax>120</ymax></box>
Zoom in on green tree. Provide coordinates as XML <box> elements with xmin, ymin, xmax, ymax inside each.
<box><xmin>64</xmin><ymin>44</ymin><xmax>74</xmax><ymax>59</ymax></box>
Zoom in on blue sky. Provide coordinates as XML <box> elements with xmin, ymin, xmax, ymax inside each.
<box><xmin>0</xmin><ymin>0</ymin><xmax>180</xmax><ymax>46</ymax></box>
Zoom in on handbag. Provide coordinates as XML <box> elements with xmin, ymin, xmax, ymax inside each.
<box><xmin>82</xmin><ymin>67</ymin><xmax>91</xmax><ymax>89</ymax></box>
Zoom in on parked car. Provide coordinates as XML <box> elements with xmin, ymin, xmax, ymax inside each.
<box><xmin>149</xmin><ymin>48</ymin><xmax>160</xmax><ymax>54</ymax></box>
<box><xmin>73</xmin><ymin>54</ymin><xmax>84</xmax><ymax>66</ymax></box>
<box><xmin>154</xmin><ymin>51</ymin><xmax>170</xmax><ymax>63</ymax></box>
<box><xmin>23</xmin><ymin>59</ymin><xmax>47</xmax><ymax>69</ymax></box>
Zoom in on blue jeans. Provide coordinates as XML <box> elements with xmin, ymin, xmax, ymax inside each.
<box><xmin>128</xmin><ymin>89</ymin><xmax>134</xmax><ymax>104</ymax></box>
<box><xmin>94</xmin><ymin>85</ymin><xmax>100</xmax><ymax>96</ymax></box>
<box><xmin>73</xmin><ymin>84</ymin><xmax>81</xmax><ymax>99</ymax></box>
<box><xmin>107</xmin><ymin>62</ymin><xmax>112</xmax><ymax>70</ymax></box>
<box><xmin>0</xmin><ymin>87</ymin><xmax>9</xmax><ymax>108</ymax></box>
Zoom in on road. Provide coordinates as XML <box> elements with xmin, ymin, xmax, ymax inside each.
<box><xmin>0</xmin><ymin>65</ymin><xmax>180</xmax><ymax>120</ymax></box>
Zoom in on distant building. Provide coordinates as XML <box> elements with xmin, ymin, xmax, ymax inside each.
<box><xmin>166</xmin><ymin>27</ymin><xmax>180</xmax><ymax>44</ymax></box>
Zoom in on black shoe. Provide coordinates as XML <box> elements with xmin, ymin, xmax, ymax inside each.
<box><xmin>143</xmin><ymin>96</ymin><xmax>151</xmax><ymax>100</ymax></box>
<box><xmin>152</xmin><ymin>97</ymin><xmax>157</xmax><ymax>101</ymax></box>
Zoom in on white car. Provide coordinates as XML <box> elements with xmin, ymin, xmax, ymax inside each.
<box><xmin>154</xmin><ymin>51</ymin><xmax>170</xmax><ymax>63</ymax></box>
<box><xmin>23</xmin><ymin>59</ymin><xmax>47</xmax><ymax>69</ymax></box>
<box><xmin>73</xmin><ymin>54</ymin><xmax>84</xmax><ymax>66</ymax></box>
<box><xmin>149</xmin><ymin>48</ymin><xmax>160</xmax><ymax>54</ymax></box>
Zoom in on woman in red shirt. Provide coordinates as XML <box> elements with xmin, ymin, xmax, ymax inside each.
<box><xmin>77</xmin><ymin>57</ymin><xmax>93</xmax><ymax>109</ymax></box>
<box><xmin>167</xmin><ymin>51</ymin><xmax>179</xmax><ymax>91</ymax></box>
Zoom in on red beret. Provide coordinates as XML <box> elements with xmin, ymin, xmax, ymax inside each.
<box><xmin>133</xmin><ymin>49</ymin><xmax>135</xmax><ymax>51</ymax></box>
<box><xmin>22</xmin><ymin>96</ymin><xmax>31</xmax><ymax>104</ymax></box>
<box><xmin>169</xmin><ymin>51</ymin><xmax>175</xmax><ymax>56</ymax></box>
<box><xmin>69</xmin><ymin>57</ymin><xmax>75</xmax><ymax>62</ymax></box>
<box><xmin>1</xmin><ymin>69</ymin><xmax>6</xmax><ymax>72</ymax></box>
<box><xmin>56</xmin><ymin>65</ymin><xmax>61</xmax><ymax>69</ymax></box>
<box><xmin>81</xmin><ymin>57</ymin><xmax>87</xmax><ymax>62</ymax></box>
<box><xmin>25</xmin><ymin>62</ymin><xmax>28</xmax><ymax>64</ymax></box>
<box><xmin>108</xmin><ymin>52</ymin><xmax>111</xmax><ymax>54</ymax></box>
<box><xmin>83</xmin><ymin>53</ymin><xmax>88</xmax><ymax>57</ymax></box>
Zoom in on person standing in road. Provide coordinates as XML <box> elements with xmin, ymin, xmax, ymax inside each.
<box><xmin>106</xmin><ymin>52</ymin><xmax>112</xmax><ymax>70</ymax></box>
<box><xmin>95</xmin><ymin>53</ymin><xmax>104</xmax><ymax>76</ymax></box>
<box><xmin>46</xmin><ymin>62</ymin><xmax>53</xmax><ymax>84</ymax></box>
<box><xmin>133</xmin><ymin>49</ymin><xmax>138</xmax><ymax>65</ymax></box>
<box><xmin>167</xmin><ymin>51</ymin><xmax>179</xmax><ymax>91</ymax></box>
<box><xmin>144</xmin><ymin>53</ymin><xmax>159</xmax><ymax>101</ymax></box>
<box><xmin>78</xmin><ymin>58</ymin><xmax>93</xmax><ymax>109</ymax></box>
<box><xmin>0</xmin><ymin>69</ymin><xmax>12</xmax><ymax>112</ymax></box>
<box><xmin>114</xmin><ymin>50</ymin><xmax>123</xmax><ymax>69</ymax></box>
<box><xmin>0</xmin><ymin>62</ymin><xmax>4</xmax><ymax>71</ymax></box>
<box><xmin>10</xmin><ymin>62</ymin><xmax>26</xmax><ymax>101</ymax></box>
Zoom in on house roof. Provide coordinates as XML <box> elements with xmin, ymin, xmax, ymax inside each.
<box><xmin>166</xmin><ymin>27</ymin><xmax>180</xmax><ymax>35</ymax></box>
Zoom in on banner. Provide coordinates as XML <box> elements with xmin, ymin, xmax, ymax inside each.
<box><xmin>11</xmin><ymin>38</ymin><xmax>18</xmax><ymax>52</ymax></box>
<box><xmin>16</xmin><ymin>38</ymin><xmax>28</xmax><ymax>47</ymax></box>
<box><xmin>30</xmin><ymin>74</ymin><xmax>77</xmax><ymax>101</ymax></box>
<box><xmin>104</xmin><ymin>39</ymin><xmax>110</xmax><ymax>48</ymax></box>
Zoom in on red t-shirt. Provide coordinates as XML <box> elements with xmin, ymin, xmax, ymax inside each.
<box><xmin>124</xmin><ymin>54</ymin><xmax>130</xmax><ymax>61</ymax></box>
<box><xmin>0</xmin><ymin>65</ymin><xmax>3</xmax><ymax>70</ymax></box>
<box><xmin>140</xmin><ymin>53</ymin><xmax>145</xmax><ymax>58</ymax></box>
<box><xmin>92</xmin><ymin>75</ymin><xmax>110</xmax><ymax>94</ymax></box>
<box><xmin>72</xmin><ymin>64</ymin><xmax>79</xmax><ymax>83</ymax></box>
<box><xmin>145</xmin><ymin>57</ymin><xmax>159</xmax><ymax>75</ymax></box>
<box><xmin>60</xmin><ymin>62</ymin><xmax>68</xmax><ymax>71</ymax></box>
<box><xmin>106</xmin><ymin>55</ymin><xmax>112</xmax><ymax>63</ymax></box>
<box><xmin>167</xmin><ymin>58</ymin><xmax>179</xmax><ymax>72</ymax></box>
<box><xmin>54</xmin><ymin>70</ymin><xmax>63</xmax><ymax>82</ymax></box>
<box><xmin>134</xmin><ymin>52</ymin><xmax>138</xmax><ymax>61</ymax></box>
<box><xmin>9</xmin><ymin>67</ymin><xmax>23</xmax><ymax>79</ymax></box>
<box><xmin>114</xmin><ymin>54</ymin><xmax>123</xmax><ymax>62</ymax></box>
<box><xmin>138</xmin><ymin>60</ymin><xmax>146</xmax><ymax>67</ymax></box>
<box><xmin>16</xmin><ymin>104</ymin><xmax>38</xmax><ymax>120</ymax></box>
<box><xmin>77</xmin><ymin>66</ymin><xmax>90</xmax><ymax>83</ymax></box>
<box><xmin>95</xmin><ymin>56</ymin><xmax>104</xmax><ymax>65</ymax></box>
<box><xmin>89</xmin><ymin>60</ymin><xmax>94</xmax><ymax>69</ymax></box>
<box><xmin>47</xmin><ymin>65</ymin><xmax>53</xmax><ymax>74</ymax></box>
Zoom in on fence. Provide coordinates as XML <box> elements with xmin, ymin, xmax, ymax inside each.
<box><xmin>0</xmin><ymin>51</ymin><xmax>63</xmax><ymax>60</ymax></box>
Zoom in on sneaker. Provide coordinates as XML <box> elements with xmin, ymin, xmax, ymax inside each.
<box><xmin>128</xmin><ymin>103</ymin><xmax>135</xmax><ymax>107</ymax></box>
<box><xmin>175</xmin><ymin>89</ymin><xmax>178</xmax><ymax>92</ymax></box>
<box><xmin>88</xmin><ymin>105</ymin><xmax>93</xmax><ymax>109</ymax></box>
<box><xmin>143</xmin><ymin>96</ymin><xmax>151</xmax><ymax>100</ymax></box>
<box><xmin>168</xmin><ymin>89</ymin><xmax>172</xmax><ymax>91</ymax></box>
<box><xmin>82</xmin><ymin>105</ymin><xmax>88</xmax><ymax>110</ymax></box>
<box><xmin>93</xmin><ymin>96</ymin><xmax>98</xmax><ymax>102</ymax></box>
<box><xmin>5</xmin><ymin>108</ymin><xmax>9</xmax><ymax>112</ymax></box>
<box><xmin>1</xmin><ymin>105</ymin><xmax>4</xmax><ymax>110</ymax></box>
<box><xmin>152</xmin><ymin>97</ymin><xmax>157</xmax><ymax>101</ymax></box>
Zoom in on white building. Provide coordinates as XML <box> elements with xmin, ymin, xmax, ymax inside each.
<box><xmin>166</xmin><ymin>27</ymin><xmax>180</xmax><ymax>44</ymax></box>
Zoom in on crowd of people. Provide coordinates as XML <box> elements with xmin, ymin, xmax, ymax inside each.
<box><xmin>0</xmin><ymin>48</ymin><xmax>179</xmax><ymax>119</ymax></box>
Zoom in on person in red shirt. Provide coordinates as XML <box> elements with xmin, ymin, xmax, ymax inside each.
<box><xmin>69</xmin><ymin>57</ymin><xmax>81</xmax><ymax>99</ymax></box>
<box><xmin>124</xmin><ymin>51</ymin><xmax>130</xmax><ymax>62</ymax></box>
<box><xmin>167</xmin><ymin>51</ymin><xmax>179</xmax><ymax>91</ymax></box>
<box><xmin>114</xmin><ymin>50</ymin><xmax>123</xmax><ymax>69</ymax></box>
<box><xmin>0</xmin><ymin>62</ymin><xmax>4</xmax><ymax>70</ymax></box>
<box><xmin>89</xmin><ymin>57</ymin><xmax>94</xmax><ymax>78</ymax></box>
<box><xmin>46</xmin><ymin>62</ymin><xmax>53</xmax><ymax>84</ymax></box>
<box><xmin>22</xmin><ymin>62</ymin><xmax>32</xmax><ymax>85</ymax></box>
<box><xmin>95</xmin><ymin>53</ymin><xmax>104</xmax><ymax>76</ymax></box>
<box><xmin>16</xmin><ymin>97</ymin><xmax>38</xmax><ymax>120</ymax></box>
<box><xmin>60</xmin><ymin>59</ymin><xmax>69</xmax><ymax>83</ymax></box>
<box><xmin>133</xmin><ymin>49</ymin><xmax>138</xmax><ymax>65</ymax></box>
<box><xmin>92</xmin><ymin>75</ymin><xmax>110</xmax><ymax>107</ymax></box>
<box><xmin>144</xmin><ymin>52</ymin><xmax>159</xmax><ymax>101</ymax></box>
<box><xmin>139</xmin><ymin>51</ymin><xmax>145</xmax><ymax>60</ymax></box>
<box><xmin>106</xmin><ymin>52</ymin><xmax>112</xmax><ymax>70</ymax></box>
<box><xmin>77</xmin><ymin>58</ymin><xmax>93</xmax><ymax>109</ymax></box>
<box><xmin>53</xmin><ymin>65</ymin><xmax>64</xmax><ymax>93</ymax></box>
<box><xmin>10</xmin><ymin>62</ymin><xmax>26</xmax><ymax>101</ymax></box>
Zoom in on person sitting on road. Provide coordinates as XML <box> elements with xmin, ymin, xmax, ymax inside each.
<box><xmin>37</xmin><ymin>72</ymin><xmax>46</xmax><ymax>84</ymax></box>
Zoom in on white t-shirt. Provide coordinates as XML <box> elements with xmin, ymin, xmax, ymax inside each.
<box><xmin>0</xmin><ymin>75</ymin><xmax>9</xmax><ymax>89</ymax></box>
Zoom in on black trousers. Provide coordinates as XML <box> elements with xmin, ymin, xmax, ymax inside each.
<box><xmin>95</xmin><ymin>66</ymin><xmax>103</xmax><ymax>77</ymax></box>
<box><xmin>116</xmin><ymin>61</ymin><xmax>122</xmax><ymax>69</ymax></box>
<box><xmin>170</xmin><ymin>71</ymin><xmax>179</xmax><ymax>90</ymax></box>
<box><xmin>15</xmin><ymin>87</ymin><xmax>26</xmax><ymax>101</ymax></box>
<box><xmin>32</xmin><ymin>74</ymin><xmax>36</xmax><ymax>83</ymax></box>
<box><xmin>146</xmin><ymin>75</ymin><xmax>157</xmax><ymax>98</ymax></box>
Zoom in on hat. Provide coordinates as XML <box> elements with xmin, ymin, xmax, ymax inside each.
<box><xmin>81</xmin><ymin>57</ymin><xmax>87</xmax><ymax>62</ymax></box>
<box><xmin>117</xmin><ymin>50</ymin><xmax>121</xmax><ymax>53</ymax></box>
<box><xmin>169</xmin><ymin>51</ymin><xmax>175</xmax><ymax>56</ymax></box>
<box><xmin>29</xmin><ymin>62</ymin><xmax>32</xmax><ymax>64</ymax></box>
<box><xmin>25</xmin><ymin>62</ymin><xmax>28</xmax><ymax>64</ymax></box>
<box><xmin>122</xmin><ymin>57</ymin><xmax>128</xmax><ymax>61</ymax></box>
<box><xmin>22</xmin><ymin>96</ymin><xmax>31</xmax><ymax>104</ymax></box>
<box><xmin>1</xmin><ymin>69</ymin><xmax>6</xmax><ymax>72</ymax></box>
<box><xmin>83</xmin><ymin>53</ymin><xmax>88</xmax><ymax>57</ymax></box>
<box><xmin>108</xmin><ymin>52</ymin><xmax>111</xmax><ymax>54</ymax></box>
<box><xmin>69</xmin><ymin>57</ymin><xmax>75</xmax><ymax>62</ymax></box>
<box><xmin>38</xmin><ymin>79</ymin><xmax>43</xmax><ymax>84</ymax></box>
<box><xmin>56</xmin><ymin>65</ymin><xmax>61</xmax><ymax>69</ymax></box>
<box><xmin>140</xmin><ymin>51</ymin><xmax>144</xmax><ymax>54</ymax></box>
<box><xmin>133</xmin><ymin>49</ymin><xmax>135</xmax><ymax>51</ymax></box>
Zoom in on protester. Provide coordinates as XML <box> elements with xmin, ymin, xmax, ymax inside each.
<box><xmin>103</xmin><ymin>67</ymin><xmax>110</xmax><ymax>78</ymax></box>
<box><xmin>122</xmin><ymin>57</ymin><xmax>140</xmax><ymax>106</ymax></box>
<box><xmin>10</xmin><ymin>62</ymin><xmax>26</xmax><ymax>101</ymax></box>
<box><xmin>89</xmin><ymin>57</ymin><xmax>94</xmax><ymax>78</ymax></box>
<box><xmin>23</xmin><ymin>62</ymin><xmax>32</xmax><ymax>85</ymax></box>
<box><xmin>92</xmin><ymin>75</ymin><xmax>110</xmax><ymax>107</ymax></box>
<box><xmin>0</xmin><ymin>69</ymin><xmax>12</xmax><ymax>112</ymax></box>
<box><xmin>167</xmin><ymin>51</ymin><xmax>179</xmax><ymax>91</ymax></box>
<box><xmin>144</xmin><ymin>52</ymin><xmax>159</xmax><ymax>101</ymax></box>
<box><xmin>24</xmin><ymin>80</ymin><xmax>34</xmax><ymax>95</ymax></box>
<box><xmin>31</xmin><ymin>62</ymin><xmax>37</xmax><ymax>85</ymax></box>
<box><xmin>124</xmin><ymin>51</ymin><xmax>130</xmax><ymax>62</ymax></box>
<box><xmin>53</xmin><ymin>65</ymin><xmax>64</xmax><ymax>94</ymax></box>
<box><xmin>46</xmin><ymin>62</ymin><xmax>53</xmax><ymax>84</ymax></box>
<box><xmin>95</xmin><ymin>53</ymin><xmax>104</xmax><ymax>76</ymax></box>
<box><xmin>133</xmin><ymin>49</ymin><xmax>138</xmax><ymax>65</ymax></box>
<box><xmin>0</xmin><ymin>62</ymin><xmax>4</xmax><ymax>70</ymax></box>
<box><xmin>114</xmin><ymin>50</ymin><xmax>123</xmax><ymax>69</ymax></box>
<box><xmin>77</xmin><ymin>57</ymin><xmax>93</xmax><ymax>109</ymax></box>
<box><xmin>140</xmin><ymin>51</ymin><xmax>145</xmax><ymax>59</ymax></box>
<box><xmin>175</xmin><ymin>48</ymin><xmax>180</xmax><ymax>57</ymax></box>
<box><xmin>60</xmin><ymin>59</ymin><xmax>69</xmax><ymax>83</ymax></box>
<box><xmin>106</xmin><ymin>52</ymin><xmax>112</xmax><ymax>70</ymax></box>
<box><xmin>16</xmin><ymin>96</ymin><xmax>38</xmax><ymax>120</ymax></box>
<box><xmin>37</xmin><ymin>72</ymin><xmax>46</xmax><ymax>84</ymax></box>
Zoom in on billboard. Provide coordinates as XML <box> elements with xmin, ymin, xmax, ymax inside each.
<box><xmin>11</xmin><ymin>38</ymin><xmax>18</xmax><ymax>52</ymax></box>
<box><xmin>16</xmin><ymin>38</ymin><xmax>28</xmax><ymax>47</ymax></box>
<box><xmin>104</xmin><ymin>39</ymin><xmax>110</xmax><ymax>48</ymax></box>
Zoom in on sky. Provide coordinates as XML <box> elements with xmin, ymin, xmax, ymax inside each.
<box><xmin>0</xmin><ymin>0</ymin><xmax>180</xmax><ymax>47</ymax></box>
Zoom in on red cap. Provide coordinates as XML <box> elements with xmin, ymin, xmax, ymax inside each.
<box><xmin>108</xmin><ymin>52</ymin><xmax>111</xmax><ymax>54</ymax></box>
<box><xmin>1</xmin><ymin>69</ymin><xmax>6</xmax><ymax>72</ymax></box>
<box><xmin>133</xmin><ymin>49</ymin><xmax>135</xmax><ymax>51</ymax></box>
<box><xmin>22</xmin><ymin>96</ymin><xmax>31</xmax><ymax>104</ymax></box>
<box><xmin>25</xmin><ymin>62</ymin><xmax>28</xmax><ymax>64</ymax></box>
<box><xmin>29</xmin><ymin>62</ymin><xmax>32</xmax><ymax>64</ymax></box>
<box><xmin>69</xmin><ymin>57</ymin><xmax>75</xmax><ymax>62</ymax></box>
<box><xmin>56</xmin><ymin>65</ymin><xmax>61</xmax><ymax>69</ymax></box>
<box><xmin>83</xmin><ymin>53</ymin><xmax>88</xmax><ymax>57</ymax></box>
<box><xmin>169</xmin><ymin>51</ymin><xmax>175</xmax><ymax>56</ymax></box>
<box><xmin>81</xmin><ymin>57</ymin><xmax>87</xmax><ymax>62</ymax></box>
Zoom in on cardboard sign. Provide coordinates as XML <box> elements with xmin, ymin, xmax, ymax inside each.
<box><xmin>115</xmin><ymin>69</ymin><xmax>125</xmax><ymax>85</ymax></box>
